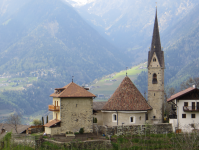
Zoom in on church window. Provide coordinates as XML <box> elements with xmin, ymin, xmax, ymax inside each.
<box><xmin>112</xmin><ymin>114</ymin><xmax>117</xmax><ymax>122</ymax></box>
<box><xmin>154</xmin><ymin>93</ymin><xmax>155</xmax><ymax>96</ymax></box>
<box><xmin>152</xmin><ymin>73</ymin><xmax>157</xmax><ymax>84</ymax></box>
<box><xmin>129</xmin><ymin>116</ymin><xmax>135</xmax><ymax>123</ymax></box>
<box><xmin>153</xmin><ymin>58</ymin><xmax>156</xmax><ymax>62</ymax></box>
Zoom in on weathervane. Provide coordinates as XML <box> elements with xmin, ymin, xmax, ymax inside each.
<box><xmin>126</xmin><ymin>67</ymin><xmax>128</xmax><ymax>76</ymax></box>
<box><xmin>72</xmin><ymin>76</ymin><xmax>74</xmax><ymax>83</ymax></box>
<box><xmin>156</xmin><ymin>2</ymin><xmax>157</xmax><ymax>8</ymax></box>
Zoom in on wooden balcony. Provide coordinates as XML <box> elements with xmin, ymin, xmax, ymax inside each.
<box><xmin>48</xmin><ymin>105</ymin><xmax>60</xmax><ymax>111</ymax></box>
<box><xmin>183</xmin><ymin>106</ymin><xmax>199</xmax><ymax>112</ymax></box>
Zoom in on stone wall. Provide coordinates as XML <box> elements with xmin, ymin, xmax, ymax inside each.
<box><xmin>94</xmin><ymin>123</ymin><xmax>172</xmax><ymax>136</ymax></box>
<box><xmin>60</xmin><ymin>97</ymin><xmax>93</xmax><ymax>133</ymax></box>
<box><xmin>30</xmin><ymin>127</ymin><xmax>43</xmax><ymax>134</ymax></box>
<box><xmin>148</xmin><ymin>53</ymin><xmax>164</xmax><ymax>124</ymax></box>
<box><xmin>43</xmin><ymin>138</ymin><xmax>112</xmax><ymax>149</ymax></box>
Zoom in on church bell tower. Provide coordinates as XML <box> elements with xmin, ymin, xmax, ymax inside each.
<box><xmin>147</xmin><ymin>8</ymin><xmax>165</xmax><ymax>124</ymax></box>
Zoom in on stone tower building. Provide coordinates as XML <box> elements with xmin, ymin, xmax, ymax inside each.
<box><xmin>147</xmin><ymin>9</ymin><xmax>165</xmax><ymax>124</ymax></box>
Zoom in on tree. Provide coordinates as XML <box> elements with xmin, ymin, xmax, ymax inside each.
<box><xmin>164</xmin><ymin>87</ymin><xmax>176</xmax><ymax>120</ymax></box>
<box><xmin>180</xmin><ymin>77</ymin><xmax>199</xmax><ymax>90</ymax></box>
<box><xmin>42</xmin><ymin>117</ymin><xmax>44</xmax><ymax>125</ymax></box>
<box><xmin>6</xmin><ymin>114</ymin><xmax>21</xmax><ymax>134</ymax></box>
<box><xmin>46</xmin><ymin>115</ymin><xmax>48</xmax><ymax>124</ymax></box>
<box><xmin>32</xmin><ymin>119</ymin><xmax>42</xmax><ymax>126</ymax></box>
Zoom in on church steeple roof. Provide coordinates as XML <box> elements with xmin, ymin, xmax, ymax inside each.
<box><xmin>148</xmin><ymin>8</ymin><xmax>164</xmax><ymax>68</ymax></box>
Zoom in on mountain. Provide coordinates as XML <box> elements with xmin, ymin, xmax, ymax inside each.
<box><xmin>65</xmin><ymin>0</ymin><xmax>199</xmax><ymax>63</ymax></box>
<box><xmin>0</xmin><ymin>0</ymin><xmax>126</xmax><ymax>84</ymax></box>
<box><xmin>0</xmin><ymin>0</ymin><xmax>129</xmax><ymax>124</ymax></box>
<box><xmin>134</xmin><ymin>3</ymin><xmax>199</xmax><ymax>93</ymax></box>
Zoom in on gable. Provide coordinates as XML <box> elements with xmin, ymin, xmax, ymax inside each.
<box><xmin>50</xmin><ymin>82</ymin><xmax>96</xmax><ymax>98</ymax></box>
<box><xmin>178</xmin><ymin>89</ymin><xmax>199</xmax><ymax>100</ymax></box>
<box><xmin>149</xmin><ymin>52</ymin><xmax>161</xmax><ymax>67</ymax></box>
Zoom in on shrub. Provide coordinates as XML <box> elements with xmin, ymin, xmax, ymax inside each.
<box><xmin>132</xmin><ymin>138</ymin><xmax>139</xmax><ymax>143</ymax></box>
<box><xmin>32</xmin><ymin>119</ymin><xmax>42</xmax><ymax>126</ymax></box>
<box><xmin>79</xmin><ymin>128</ymin><xmax>84</xmax><ymax>134</ymax></box>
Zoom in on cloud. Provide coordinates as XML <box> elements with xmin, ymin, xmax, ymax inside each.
<box><xmin>65</xmin><ymin>0</ymin><xmax>95</xmax><ymax>7</ymax></box>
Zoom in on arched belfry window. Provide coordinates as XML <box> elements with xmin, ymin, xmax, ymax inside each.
<box><xmin>152</xmin><ymin>73</ymin><xmax>157</xmax><ymax>84</ymax></box>
<box><xmin>153</xmin><ymin>57</ymin><xmax>156</xmax><ymax>62</ymax></box>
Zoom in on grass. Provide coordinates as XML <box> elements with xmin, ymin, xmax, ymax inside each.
<box><xmin>0</xmin><ymin>77</ymin><xmax>37</xmax><ymax>91</ymax></box>
<box><xmin>2</xmin><ymin>132</ymin><xmax>199</xmax><ymax>150</ymax></box>
<box><xmin>90</xmin><ymin>62</ymin><xmax>147</xmax><ymax>97</ymax></box>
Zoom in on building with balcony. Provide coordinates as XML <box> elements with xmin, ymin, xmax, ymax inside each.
<box><xmin>44</xmin><ymin>81</ymin><xmax>96</xmax><ymax>135</ymax></box>
<box><xmin>167</xmin><ymin>86</ymin><xmax>199</xmax><ymax>132</ymax></box>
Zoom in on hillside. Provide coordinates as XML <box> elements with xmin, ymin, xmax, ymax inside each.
<box><xmin>90</xmin><ymin>62</ymin><xmax>147</xmax><ymax>101</ymax></box>
<box><xmin>134</xmin><ymin>3</ymin><xmax>199</xmax><ymax>93</ymax></box>
<box><xmin>0</xmin><ymin>0</ymin><xmax>126</xmax><ymax>84</ymax></box>
<box><xmin>0</xmin><ymin>0</ymin><xmax>128</xmax><ymax>124</ymax></box>
<box><xmin>66</xmin><ymin>0</ymin><xmax>199</xmax><ymax>62</ymax></box>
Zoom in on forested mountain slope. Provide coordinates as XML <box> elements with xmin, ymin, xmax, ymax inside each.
<box><xmin>0</xmin><ymin>0</ymin><xmax>125</xmax><ymax>84</ymax></box>
<box><xmin>0</xmin><ymin>0</ymin><xmax>127</xmax><ymax>124</ymax></box>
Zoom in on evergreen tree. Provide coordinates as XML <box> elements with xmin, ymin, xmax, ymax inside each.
<box><xmin>42</xmin><ymin>117</ymin><xmax>44</xmax><ymax>125</ymax></box>
<box><xmin>46</xmin><ymin>115</ymin><xmax>48</xmax><ymax>123</ymax></box>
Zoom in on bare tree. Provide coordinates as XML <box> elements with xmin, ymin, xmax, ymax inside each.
<box><xmin>164</xmin><ymin>86</ymin><xmax>176</xmax><ymax>119</ymax></box>
<box><xmin>6</xmin><ymin>114</ymin><xmax>21</xmax><ymax>134</ymax></box>
<box><xmin>180</xmin><ymin>77</ymin><xmax>199</xmax><ymax>90</ymax></box>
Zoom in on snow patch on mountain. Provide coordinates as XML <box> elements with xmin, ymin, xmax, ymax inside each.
<box><xmin>65</xmin><ymin>0</ymin><xmax>95</xmax><ymax>7</ymax></box>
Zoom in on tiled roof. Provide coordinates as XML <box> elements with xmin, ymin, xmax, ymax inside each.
<box><xmin>93</xmin><ymin>101</ymin><xmax>107</xmax><ymax>111</ymax></box>
<box><xmin>148</xmin><ymin>8</ymin><xmax>164</xmax><ymax>68</ymax></box>
<box><xmin>102</xmin><ymin>76</ymin><xmax>152</xmax><ymax>111</ymax></box>
<box><xmin>50</xmin><ymin>82</ymin><xmax>96</xmax><ymax>98</ymax></box>
<box><xmin>167</xmin><ymin>87</ymin><xmax>196</xmax><ymax>102</ymax></box>
<box><xmin>43</xmin><ymin>119</ymin><xmax>61</xmax><ymax>127</ymax></box>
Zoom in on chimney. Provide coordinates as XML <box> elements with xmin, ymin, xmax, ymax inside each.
<box><xmin>193</xmin><ymin>85</ymin><xmax>196</xmax><ymax>88</ymax></box>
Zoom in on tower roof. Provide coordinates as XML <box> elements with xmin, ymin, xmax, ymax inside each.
<box><xmin>148</xmin><ymin>8</ymin><xmax>164</xmax><ymax>68</ymax></box>
<box><xmin>50</xmin><ymin>82</ymin><xmax>96</xmax><ymax>98</ymax></box>
<box><xmin>102</xmin><ymin>76</ymin><xmax>152</xmax><ymax>111</ymax></box>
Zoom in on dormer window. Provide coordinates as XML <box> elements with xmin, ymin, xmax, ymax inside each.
<box><xmin>153</xmin><ymin>58</ymin><xmax>156</xmax><ymax>62</ymax></box>
<box><xmin>152</xmin><ymin>73</ymin><xmax>157</xmax><ymax>84</ymax></box>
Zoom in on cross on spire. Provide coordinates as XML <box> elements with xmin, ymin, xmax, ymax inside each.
<box><xmin>126</xmin><ymin>67</ymin><xmax>128</xmax><ymax>76</ymax></box>
<box><xmin>72</xmin><ymin>76</ymin><xmax>74</xmax><ymax>83</ymax></box>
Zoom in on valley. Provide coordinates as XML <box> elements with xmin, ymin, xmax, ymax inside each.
<box><xmin>0</xmin><ymin>0</ymin><xmax>198</xmax><ymax>126</ymax></box>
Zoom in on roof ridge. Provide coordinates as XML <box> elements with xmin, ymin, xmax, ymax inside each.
<box><xmin>167</xmin><ymin>87</ymin><xmax>196</xmax><ymax>102</ymax></box>
<box><xmin>102</xmin><ymin>76</ymin><xmax>152</xmax><ymax>111</ymax></box>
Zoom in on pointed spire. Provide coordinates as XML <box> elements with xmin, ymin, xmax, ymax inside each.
<box><xmin>148</xmin><ymin>8</ymin><xmax>164</xmax><ymax>68</ymax></box>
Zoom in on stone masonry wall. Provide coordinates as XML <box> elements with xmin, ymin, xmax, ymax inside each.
<box><xmin>59</xmin><ymin>97</ymin><xmax>93</xmax><ymax>134</ymax></box>
<box><xmin>94</xmin><ymin>123</ymin><xmax>172</xmax><ymax>136</ymax></box>
<box><xmin>148</xmin><ymin>53</ymin><xmax>164</xmax><ymax>124</ymax></box>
